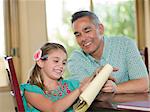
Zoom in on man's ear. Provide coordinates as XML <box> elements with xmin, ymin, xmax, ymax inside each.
<box><xmin>98</xmin><ymin>24</ymin><xmax>104</xmax><ymax>34</ymax></box>
<box><xmin>37</xmin><ymin>60</ymin><xmax>44</xmax><ymax>68</ymax></box>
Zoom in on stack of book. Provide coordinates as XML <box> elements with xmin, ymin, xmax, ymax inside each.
<box><xmin>117</xmin><ymin>100</ymin><xmax>150</xmax><ymax>111</ymax></box>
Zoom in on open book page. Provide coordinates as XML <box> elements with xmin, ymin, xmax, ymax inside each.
<box><xmin>117</xmin><ymin>100</ymin><xmax>150</xmax><ymax>111</ymax></box>
<box><xmin>73</xmin><ymin>64</ymin><xmax>113</xmax><ymax>112</ymax></box>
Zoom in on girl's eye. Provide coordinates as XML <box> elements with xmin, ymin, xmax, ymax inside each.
<box><xmin>53</xmin><ymin>60</ymin><xmax>59</xmax><ymax>63</ymax></box>
<box><xmin>63</xmin><ymin>62</ymin><xmax>66</xmax><ymax>65</ymax></box>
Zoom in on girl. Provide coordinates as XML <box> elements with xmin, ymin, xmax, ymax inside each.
<box><xmin>20</xmin><ymin>43</ymin><xmax>90</xmax><ymax>112</ymax></box>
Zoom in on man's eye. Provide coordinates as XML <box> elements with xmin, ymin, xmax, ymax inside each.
<box><xmin>75</xmin><ymin>34</ymin><xmax>80</xmax><ymax>37</ymax></box>
<box><xmin>74</xmin><ymin>32</ymin><xmax>80</xmax><ymax>37</ymax></box>
<box><xmin>85</xmin><ymin>29</ymin><xmax>91</xmax><ymax>33</ymax></box>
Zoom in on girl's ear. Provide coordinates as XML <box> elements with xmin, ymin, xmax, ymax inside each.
<box><xmin>36</xmin><ymin>60</ymin><xmax>44</xmax><ymax>68</ymax></box>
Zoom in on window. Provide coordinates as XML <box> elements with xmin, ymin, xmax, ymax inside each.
<box><xmin>45</xmin><ymin>0</ymin><xmax>136</xmax><ymax>56</ymax></box>
<box><xmin>45</xmin><ymin>0</ymin><xmax>90</xmax><ymax>55</ymax></box>
<box><xmin>93</xmin><ymin>0</ymin><xmax>136</xmax><ymax>39</ymax></box>
<box><xmin>0</xmin><ymin>0</ymin><xmax>9</xmax><ymax>88</ymax></box>
<box><xmin>0</xmin><ymin>0</ymin><xmax>5</xmax><ymax>56</ymax></box>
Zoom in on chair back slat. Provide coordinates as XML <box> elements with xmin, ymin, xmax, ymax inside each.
<box><xmin>140</xmin><ymin>47</ymin><xmax>149</xmax><ymax>73</ymax></box>
<box><xmin>144</xmin><ymin>47</ymin><xmax>149</xmax><ymax>73</ymax></box>
<box><xmin>6</xmin><ymin>56</ymin><xmax>25</xmax><ymax>112</ymax></box>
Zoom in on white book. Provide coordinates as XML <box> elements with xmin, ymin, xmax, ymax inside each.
<box><xmin>117</xmin><ymin>100</ymin><xmax>150</xmax><ymax>111</ymax></box>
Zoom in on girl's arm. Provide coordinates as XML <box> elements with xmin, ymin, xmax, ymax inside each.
<box><xmin>25</xmin><ymin>79</ymin><xmax>91</xmax><ymax>112</ymax></box>
<box><xmin>25</xmin><ymin>88</ymin><xmax>81</xmax><ymax>112</ymax></box>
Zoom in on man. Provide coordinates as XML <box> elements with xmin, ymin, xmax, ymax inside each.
<box><xmin>67</xmin><ymin>10</ymin><xmax>149</xmax><ymax>94</ymax></box>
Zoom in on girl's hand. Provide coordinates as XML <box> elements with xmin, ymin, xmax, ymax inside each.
<box><xmin>79</xmin><ymin>66</ymin><xmax>119</xmax><ymax>93</ymax></box>
<box><xmin>79</xmin><ymin>76</ymin><xmax>93</xmax><ymax>92</ymax></box>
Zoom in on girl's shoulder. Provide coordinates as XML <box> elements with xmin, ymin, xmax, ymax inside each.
<box><xmin>20</xmin><ymin>83</ymin><xmax>44</xmax><ymax>95</ymax></box>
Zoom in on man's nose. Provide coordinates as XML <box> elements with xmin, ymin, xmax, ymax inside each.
<box><xmin>80</xmin><ymin>33</ymin><xmax>88</xmax><ymax>41</ymax></box>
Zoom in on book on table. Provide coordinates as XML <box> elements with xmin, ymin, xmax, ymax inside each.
<box><xmin>117</xmin><ymin>100</ymin><xmax>150</xmax><ymax>111</ymax></box>
<box><xmin>73</xmin><ymin>64</ymin><xmax>113</xmax><ymax>112</ymax></box>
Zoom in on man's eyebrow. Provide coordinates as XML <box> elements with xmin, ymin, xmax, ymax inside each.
<box><xmin>84</xmin><ymin>26</ymin><xmax>91</xmax><ymax>30</ymax></box>
<box><xmin>73</xmin><ymin>26</ymin><xmax>91</xmax><ymax>35</ymax></box>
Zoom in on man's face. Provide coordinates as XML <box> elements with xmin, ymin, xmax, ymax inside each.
<box><xmin>72</xmin><ymin>16</ymin><xmax>104</xmax><ymax>55</ymax></box>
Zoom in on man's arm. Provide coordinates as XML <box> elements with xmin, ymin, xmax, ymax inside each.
<box><xmin>102</xmin><ymin>38</ymin><xmax>149</xmax><ymax>93</ymax></box>
<box><xmin>102</xmin><ymin>77</ymin><xmax>149</xmax><ymax>93</ymax></box>
<box><xmin>116</xmin><ymin>77</ymin><xmax>149</xmax><ymax>93</ymax></box>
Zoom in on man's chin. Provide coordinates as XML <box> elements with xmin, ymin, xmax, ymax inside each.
<box><xmin>83</xmin><ymin>49</ymin><xmax>95</xmax><ymax>54</ymax></box>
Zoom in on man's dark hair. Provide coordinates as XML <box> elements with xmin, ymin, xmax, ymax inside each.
<box><xmin>71</xmin><ymin>10</ymin><xmax>100</xmax><ymax>25</ymax></box>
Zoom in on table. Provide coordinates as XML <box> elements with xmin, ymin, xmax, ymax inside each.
<box><xmin>88</xmin><ymin>92</ymin><xmax>150</xmax><ymax>112</ymax></box>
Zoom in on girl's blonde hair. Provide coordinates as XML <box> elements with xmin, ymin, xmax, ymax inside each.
<box><xmin>28</xmin><ymin>42</ymin><xmax>67</xmax><ymax>90</ymax></box>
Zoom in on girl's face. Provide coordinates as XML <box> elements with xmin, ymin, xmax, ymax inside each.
<box><xmin>41</xmin><ymin>49</ymin><xmax>67</xmax><ymax>81</ymax></box>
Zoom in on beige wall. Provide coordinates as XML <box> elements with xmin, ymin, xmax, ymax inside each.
<box><xmin>0</xmin><ymin>1</ymin><xmax>47</xmax><ymax>111</ymax></box>
<box><xmin>0</xmin><ymin>91</ymin><xmax>15</xmax><ymax>112</ymax></box>
<box><xmin>18</xmin><ymin>0</ymin><xmax>47</xmax><ymax>82</ymax></box>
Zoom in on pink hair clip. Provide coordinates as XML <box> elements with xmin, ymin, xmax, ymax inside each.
<box><xmin>33</xmin><ymin>49</ymin><xmax>42</xmax><ymax>61</ymax></box>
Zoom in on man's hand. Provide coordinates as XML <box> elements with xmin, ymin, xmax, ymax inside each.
<box><xmin>101</xmin><ymin>80</ymin><xmax>117</xmax><ymax>93</ymax></box>
<box><xmin>101</xmin><ymin>67</ymin><xmax>119</xmax><ymax>93</ymax></box>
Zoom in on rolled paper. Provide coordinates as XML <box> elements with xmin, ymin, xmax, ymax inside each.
<box><xmin>74</xmin><ymin>64</ymin><xmax>113</xmax><ymax>112</ymax></box>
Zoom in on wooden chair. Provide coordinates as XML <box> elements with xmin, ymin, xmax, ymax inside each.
<box><xmin>5</xmin><ymin>56</ymin><xmax>25</xmax><ymax>112</ymax></box>
<box><xmin>140</xmin><ymin>47</ymin><xmax>149</xmax><ymax>73</ymax></box>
